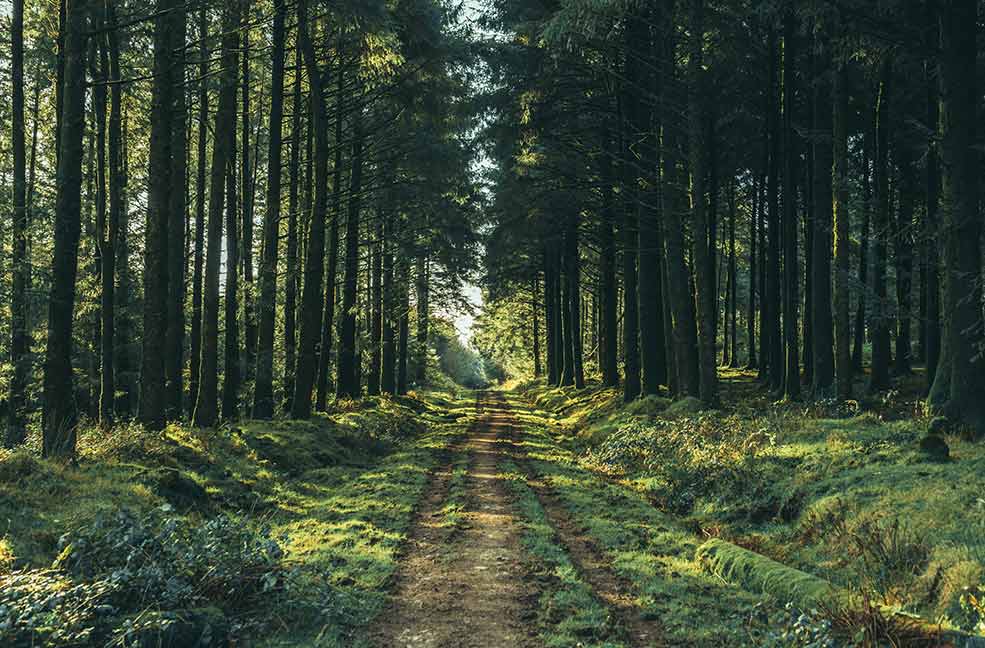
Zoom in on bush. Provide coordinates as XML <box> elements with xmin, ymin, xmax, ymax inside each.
<box><xmin>55</xmin><ymin>506</ymin><xmax>284</xmax><ymax>611</ymax></box>
<box><xmin>583</xmin><ymin>414</ymin><xmax>780</xmax><ymax>516</ymax></box>
<box><xmin>0</xmin><ymin>506</ymin><xmax>288</xmax><ymax>646</ymax></box>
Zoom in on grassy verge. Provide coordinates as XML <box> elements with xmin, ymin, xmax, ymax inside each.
<box><xmin>515</xmin><ymin>373</ymin><xmax>985</xmax><ymax>640</ymax></box>
<box><xmin>500</xmin><ymin>460</ymin><xmax>627</xmax><ymax>648</ymax></box>
<box><xmin>503</xmin><ymin>394</ymin><xmax>764</xmax><ymax>646</ymax></box>
<box><xmin>0</xmin><ymin>390</ymin><xmax>473</xmax><ymax>648</ymax></box>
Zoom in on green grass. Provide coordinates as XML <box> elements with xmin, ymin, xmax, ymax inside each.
<box><xmin>503</xmin><ymin>393</ymin><xmax>765</xmax><ymax>646</ymax></box>
<box><xmin>437</xmin><ymin>453</ymin><xmax>471</xmax><ymax>534</ymax></box>
<box><xmin>500</xmin><ymin>460</ymin><xmax>627</xmax><ymax>648</ymax></box>
<box><xmin>516</xmin><ymin>376</ymin><xmax>985</xmax><ymax>635</ymax></box>
<box><xmin>0</xmin><ymin>391</ymin><xmax>474</xmax><ymax>648</ymax></box>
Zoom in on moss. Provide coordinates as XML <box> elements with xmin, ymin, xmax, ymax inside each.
<box><xmin>500</xmin><ymin>461</ymin><xmax>627</xmax><ymax>648</ymax></box>
<box><xmin>663</xmin><ymin>397</ymin><xmax>705</xmax><ymax>417</ymax></box>
<box><xmin>696</xmin><ymin>538</ymin><xmax>841</xmax><ymax>607</ymax></box>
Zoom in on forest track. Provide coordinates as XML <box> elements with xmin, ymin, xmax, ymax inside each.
<box><xmin>369</xmin><ymin>392</ymin><xmax>537</xmax><ymax>648</ymax></box>
<box><xmin>497</xmin><ymin>393</ymin><xmax>666</xmax><ymax>648</ymax></box>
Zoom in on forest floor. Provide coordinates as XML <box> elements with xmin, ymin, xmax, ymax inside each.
<box><xmin>4</xmin><ymin>376</ymin><xmax>985</xmax><ymax>647</ymax></box>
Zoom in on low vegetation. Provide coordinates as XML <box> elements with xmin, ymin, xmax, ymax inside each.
<box><xmin>0</xmin><ymin>391</ymin><xmax>469</xmax><ymax>647</ymax></box>
<box><xmin>516</xmin><ymin>375</ymin><xmax>985</xmax><ymax>644</ymax></box>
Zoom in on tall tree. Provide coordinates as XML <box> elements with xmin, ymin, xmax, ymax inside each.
<box><xmin>189</xmin><ymin>6</ymin><xmax>209</xmax><ymax>415</ymax></box>
<box><xmin>193</xmin><ymin>0</ymin><xmax>239</xmax><ymax>428</ymax></box>
<box><xmin>929</xmin><ymin>0</ymin><xmax>985</xmax><ymax>435</ymax></box>
<box><xmin>811</xmin><ymin>33</ymin><xmax>835</xmax><ymax>395</ymax></box>
<box><xmin>166</xmin><ymin>4</ymin><xmax>187</xmax><ymax>417</ymax></box>
<box><xmin>832</xmin><ymin>46</ymin><xmax>852</xmax><ymax>400</ymax></box>
<box><xmin>292</xmin><ymin>0</ymin><xmax>331</xmax><ymax>418</ymax></box>
<box><xmin>253</xmin><ymin>0</ymin><xmax>286</xmax><ymax>419</ymax></box>
<box><xmin>781</xmin><ymin>11</ymin><xmax>800</xmax><ymax>400</ymax></box>
<box><xmin>140</xmin><ymin>0</ymin><xmax>178</xmax><ymax>430</ymax></box>
<box><xmin>6</xmin><ymin>0</ymin><xmax>28</xmax><ymax>446</ymax></box>
<box><xmin>868</xmin><ymin>57</ymin><xmax>892</xmax><ymax>393</ymax></box>
<box><xmin>689</xmin><ymin>0</ymin><xmax>718</xmax><ymax>406</ymax></box>
<box><xmin>43</xmin><ymin>0</ymin><xmax>89</xmax><ymax>457</ymax></box>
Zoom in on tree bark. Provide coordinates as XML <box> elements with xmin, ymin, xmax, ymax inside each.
<box><xmin>812</xmin><ymin>35</ymin><xmax>835</xmax><ymax>396</ymax></box>
<box><xmin>43</xmin><ymin>0</ymin><xmax>88</xmax><ymax>457</ymax></box>
<box><xmin>781</xmin><ymin>12</ymin><xmax>800</xmax><ymax>400</ymax></box>
<box><xmin>833</xmin><ymin>52</ymin><xmax>852</xmax><ymax>400</ymax></box>
<box><xmin>6</xmin><ymin>0</ymin><xmax>28</xmax><ymax>446</ymax></box>
<box><xmin>253</xmin><ymin>0</ymin><xmax>285</xmax><ymax>419</ymax></box>
<box><xmin>292</xmin><ymin>0</ymin><xmax>331</xmax><ymax>417</ymax></box>
<box><xmin>189</xmin><ymin>5</ymin><xmax>208</xmax><ymax>415</ymax></box>
<box><xmin>930</xmin><ymin>0</ymin><xmax>985</xmax><ymax>435</ymax></box>
<box><xmin>336</xmin><ymin>94</ymin><xmax>365</xmax><ymax>399</ymax></box>
<box><xmin>868</xmin><ymin>57</ymin><xmax>892</xmax><ymax>393</ymax></box>
<box><xmin>166</xmin><ymin>3</ymin><xmax>187</xmax><ymax>418</ymax></box>
<box><xmin>192</xmin><ymin>0</ymin><xmax>238</xmax><ymax>428</ymax></box>
<box><xmin>688</xmin><ymin>0</ymin><xmax>718</xmax><ymax>406</ymax></box>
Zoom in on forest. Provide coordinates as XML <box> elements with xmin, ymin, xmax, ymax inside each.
<box><xmin>2</xmin><ymin>0</ymin><xmax>985</xmax><ymax>646</ymax></box>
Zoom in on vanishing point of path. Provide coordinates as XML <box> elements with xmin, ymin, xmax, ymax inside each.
<box><xmin>370</xmin><ymin>392</ymin><xmax>664</xmax><ymax>648</ymax></box>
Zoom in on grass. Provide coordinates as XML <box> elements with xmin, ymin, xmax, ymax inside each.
<box><xmin>500</xmin><ymin>460</ymin><xmax>627</xmax><ymax>648</ymax></box>
<box><xmin>516</xmin><ymin>372</ymin><xmax>985</xmax><ymax>638</ymax></box>
<box><xmin>0</xmin><ymin>389</ymin><xmax>473</xmax><ymax>647</ymax></box>
<box><xmin>503</xmin><ymin>393</ymin><xmax>766</xmax><ymax>646</ymax></box>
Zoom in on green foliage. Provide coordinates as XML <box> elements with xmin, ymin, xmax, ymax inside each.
<box><xmin>430</xmin><ymin>317</ymin><xmax>489</xmax><ymax>388</ymax></box>
<box><xmin>583</xmin><ymin>416</ymin><xmax>780</xmax><ymax>517</ymax></box>
<box><xmin>55</xmin><ymin>507</ymin><xmax>284</xmax><ymax>611</ymax></box>
<box><xmin>500</xmin><ymin>462</ymin><xmax>626</xmax><ymax>647</ymax></box>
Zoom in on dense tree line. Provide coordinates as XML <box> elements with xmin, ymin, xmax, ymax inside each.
<box><xmin>2</xmin><ymin>0</ymin><xmax>481</xmax><ymax>457</ymax></box>
<box><xmin>478</xmin><ymin>0</ymin><xmax>985</xmax><ymax>436</ymax></box>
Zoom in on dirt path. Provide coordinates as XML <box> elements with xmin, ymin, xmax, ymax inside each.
<box><xmin>369</xmin><ymin>393</ymin><xmax>536</xmax><ymax>648</ymax></box>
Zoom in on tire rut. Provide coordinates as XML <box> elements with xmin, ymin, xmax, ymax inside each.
<box><xmin>492</xmin><ymin>392</ymin><xmax>666</xmax><ymax>648</ymax></box>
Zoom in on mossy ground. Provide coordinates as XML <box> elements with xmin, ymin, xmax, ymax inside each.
<box><xmin>517</xmin><ymin>369</ymin><xmax>985</xmax><ymax>638</ymax></box>
<box><xmin>0</xmin><ymin>389</ymin><xmax>472</xmax><ymax>647</ymax></box>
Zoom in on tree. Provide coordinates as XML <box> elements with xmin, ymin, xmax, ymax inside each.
<box><xmin>6</xmin><ymin>0</ymin><xmax>28</xmax><ymax>447</ymax></box>
<box><xmin>689</xmin><ymin>0</ymin><xmax>717</xmax><ymax>406</ymax></box>
<box><xmin>253</xmin><ymin>0</ymin><xmax>286</xmax><ymax>420</ymax></box>
<box><xmin>811</xmin><ymin>30</ymin><xmax>834</xmax><ymax>396</ymax></box>
<box><xmin>929</xmin><ymin>0</ymin><xmax>985</xmax><ymax>436</ymax></box>
<box><xmin>43</xmin><ymin>0</ymin><xmax>89</xmax><ymax>457</ymax></box>
<box><xmin>291</xmin><ymin>0</ymin><xmax>330</xmax><ymax>418</ymax></box>
<box><xmin>193</xmin><ymin>0</ymin><xmax>239</xmax><ymax>428</ymax></box>
<box><xmin>832</xmin><ymin>45</ymin><xmax>852</xmax><ymax>400</ymax></box>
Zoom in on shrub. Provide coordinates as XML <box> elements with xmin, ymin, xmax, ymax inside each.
<box><xmin>55</xmin><ymin>505</ymin><xmax>284</xmax><ymax>612</ymax></box>
<box><xmin>583</xmin><ymin>414</ymin><xmax>780</xmax><ymax>516</ymax></box>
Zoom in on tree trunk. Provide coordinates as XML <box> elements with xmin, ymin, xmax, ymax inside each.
<box><xmin>43</xmin><ymin>0</ymin><xmax>88</xmax><ymax>457</ymax></box>
<box><xmin>283</xmin><ymin>38</ymin><xmax>303</xmax><ymax>412</ymax></box>
<box><xmin>241</xmin><ymin>21</ymin><xmax>257</xmax><ymax>393</ymax></box>
<box><xmin>930</xmin><ymin>0</ymin><xmax>985</xmax><ymax>435</ymax></box>
<box><xmin>924</xmin><ymin>0</ymin><xmax>941</xmax><ymax>390</ymax></box>
<box><xmin>868</xmin><ymin>57</ymin><xmax>892</xmax><ymax>393</ymax></box>
<box><xmin>368</xmin><ymin>211</ymin><xmax>384</xmax><ymax>396</ymax></box>
<box><xmin>781</xmin><ymin>12</ymin><xmax>800</xmax><ymax>400</ymax></box>
<box><xmin>222</xmin><ymin>136</ymin><xmax>240</xmax><ymax>420</ymax></box>
<box><xmin>728</xmin><ymin>181</ymin><xmax>738</xmax><ymax>368</ymax></box>
<box><xmin>316</xmin><ymin>66</ymin><xmax>345</xmax><ymax>410</ymax></box>
<box><xmin>765</xmin><ymin>27</ymin><xmax>783</xmax><ymax>393</ymax></box>
<box><xmin>253</xmin><ymin>0</ymin><xmax>285</xmax><ymax>419</ymax></box>
<box><xmin>382</xmin><ymin>211</ymin><xmax>397</xmax><ymax>393</ymax></box>
<box><xmin>598</xmin><ymin>132</ymin><xmax>619</xmax><ymax>387</ymax></box>
<box><xmin>192</xmin><ymin>0</ymin><xmax>238</xmax><ymax>428</ymax></box>
<box><xmin>336</xmin><ymin>95</ymin><xmax>365</xmax><ymax>399</ymax></box>
<box><xmin>747</xmin><ymin>172</ymin><xmax>758</xmax><ymax>369</ymax></box>
<box><xmin>6</xmin><ymin>0</ymin><xmax>28</xmax><ymax>446</ymax></box>
<box><xmin>166</xmin><ymin>4</ymin><xmax>187</xmax><ymax>418</ymax></box>
<box><xmin>688</xmin><ymin>0</ymin><xmax>718</xmax><ymax>406</ymax></box>
<box><xmin>833</xmin><ymin>52</ymin><xmax>852</xmax><ymax>400</ymax></box>
<box><xmin>568</xmin><ymin>213</ymin><xmax>585</xmax><ymax>388</ymax></box>
<box><xmin>895</xmin><ymin>142</ymin><xmax>915</xmax><ymax>376</ymax></box>
<box><xmin>812</xmin><ymin>35</ymin><xmax>835</xmax><ymax>396</ymax></box>
<box><xmin>140</xmin><ymin>0</ymin><xmax>177</xmax><ymax>430</ymax></box>
<box><xmin>292</xmin><ymin>0</ymin><xmax>331</xmax><ymax>417</ymax></box>
<box><xmin>189</xmin><ymin>6</ymin><xmax>208</xmax><ymax>415</ymax></box>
